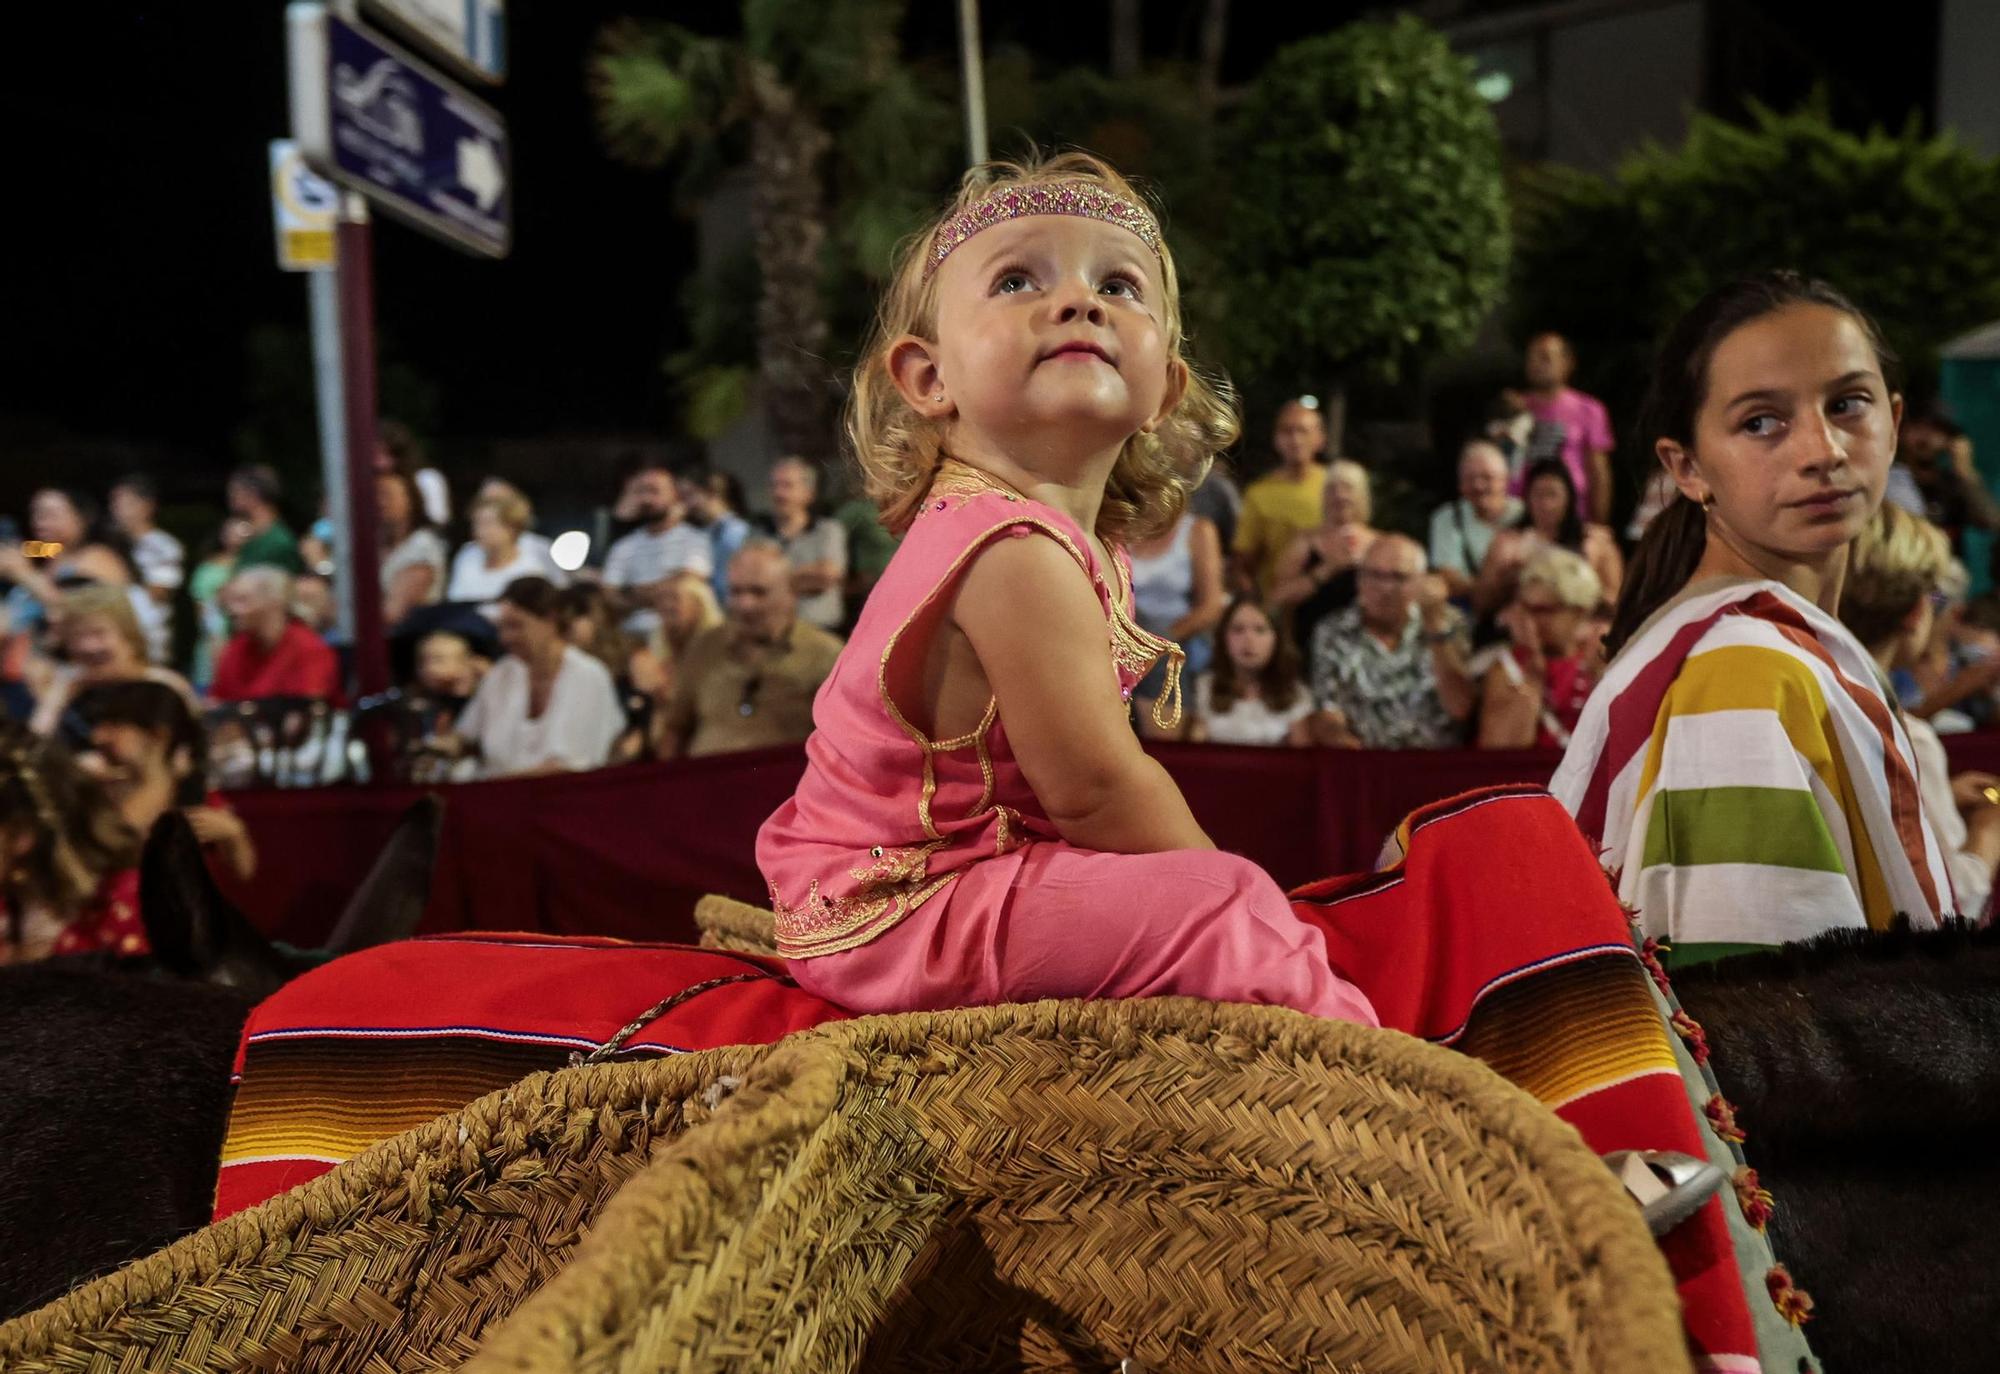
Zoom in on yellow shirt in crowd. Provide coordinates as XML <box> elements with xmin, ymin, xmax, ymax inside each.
<box><xmin>1234</xmin><ymin>463</ymin><xmax>1327</xmax><ymax>598</ymax></box>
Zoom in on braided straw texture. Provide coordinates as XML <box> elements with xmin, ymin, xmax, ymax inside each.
<box><xmin>0</xmin><ymin>1040</ymin><xmax>774</xmax><ymax>1373</ymax></box>
<box><xmin>471</xmin><ymin>999</ymin><xmax>1690</xmax><ymax>1374</ymax></box>
<box><xmin>692</xmin><ymin>895</ymin><xmax>782</xmax><ymax>957</ymax></box>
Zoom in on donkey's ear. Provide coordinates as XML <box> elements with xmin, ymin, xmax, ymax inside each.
<box><xmin>139</xmin><ymin>811</ymin><xmax>229</xmax><ymax>977</ymax></box>
<box><xmin>320</xmin><ymin>796</ymin><xmax>442</xmax><ymax>957</ymax></box>
<box><xmin>141</xmin><ymin>811</ymin><xmax>290</xmax><ymax>992</ymax></box>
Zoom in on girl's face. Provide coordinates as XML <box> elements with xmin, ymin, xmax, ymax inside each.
<box><xmin>920</xmin><ymin>213</ymin><xmax>1182</xmax><ymax>472</ymax></box>
<box><xmin>31</xmin><ymin>491</ymin><xmax>84</xmax><ymax>546</ymax></box>
<box><xmin>1224</xmin><ymin>604</ymin><xmax>1277</xmax><ymax>673</ymax></box>
<box><xmin>1527</xmin><ymin>475</ymin><xmax>1570</xmax><ymax>534</ymax></box>
<box><xmin>1666</xmin><ymin>304</ymin><xmax>1899</xmax><ymax>567</ymax></box>
<box><xmin>65</xmin><ymin>614</ymin><xmax>137</xmax><ymax>676</ymax></box>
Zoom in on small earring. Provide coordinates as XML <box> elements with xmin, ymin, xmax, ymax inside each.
<box><xmin>1700</xmin><ymin>491</ymin><xmax>1716</xmax><ymax>509</ymax></box>
<box><xmin>932</xmin><ymin>391</ymin><xmax>944</xmax><ymax>402</ymax></box>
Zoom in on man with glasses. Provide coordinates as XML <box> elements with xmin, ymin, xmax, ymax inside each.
<box><xmin>657</xmin><ymin>540</ymin><xmax>842</xmax><ymax>760</ymax></box>
<box><xmin>1306</xmin><ymin>534</ymin><xmax>1472</xmax><ymax>749</ymax></box>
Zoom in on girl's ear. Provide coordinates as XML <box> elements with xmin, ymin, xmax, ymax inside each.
<box><xmin>888</xmin><ymin>336</ymin><xmax>953</xmax><ymax>420</ymax></box>
<box><xmin>1657</xmin><ymin>438</ymin><xmax>1707</xmax><ymax>506</ymax></box>
<box><xmin>1890</xmin><ymin>391</ymin><xmax>1905</xmax><ymax>435</ymax></box>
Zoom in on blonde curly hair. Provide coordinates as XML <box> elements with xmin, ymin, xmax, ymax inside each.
<box><xmin>847</xmin><ymin>150</ymin><xmax>1239</xmax><ymax>543</ymax></box>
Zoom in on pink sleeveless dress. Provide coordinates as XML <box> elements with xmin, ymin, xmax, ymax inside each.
<box><xmin>756</xmin><ymin>462</ymin><xmax>1377</xmax><ymax>1024</ymax></box>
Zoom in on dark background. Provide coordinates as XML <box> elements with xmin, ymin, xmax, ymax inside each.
<box><xmin>0</xmin><ymin>1</ymin><xmax>1942</xmax><ymax>509</ymax></box>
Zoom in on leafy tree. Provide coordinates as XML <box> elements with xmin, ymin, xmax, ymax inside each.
<box><xmin>1220</xmin><ymin>17</ymin><xmax>1510</xmax><ymax>450</ymax></box>
<box><xmin>1513</xmin><ymin>99</ymin><xmax>2000</xmax><ymax>450</ymax></box>
<box><xmin>590</xmin><ymin>1</ymin><xmax>955</xmax><ymax>460</ymax></box>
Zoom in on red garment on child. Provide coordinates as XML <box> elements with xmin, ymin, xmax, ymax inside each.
<box><xmin>49</xmin><ymin>867</ymin><xmax>146</xmax><ymax>957</ymax></box>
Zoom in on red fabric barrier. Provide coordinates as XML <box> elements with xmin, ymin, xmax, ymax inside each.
<box><xmin>220</xmin><ymin>734</ymin><xmax>2000</xmax><ymax>947</ymax></box>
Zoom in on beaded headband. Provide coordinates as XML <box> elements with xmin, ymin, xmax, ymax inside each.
<box><xmin>923</xmin><ymin>180</ymin><xmax>1163</xmax><ymax>281</ymax></box>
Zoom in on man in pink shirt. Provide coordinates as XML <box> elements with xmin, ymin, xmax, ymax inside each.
<box><xmin>1520</xmin><ymin>332</ymin><xmax>1615</xmax><ymax>524</ymax></box>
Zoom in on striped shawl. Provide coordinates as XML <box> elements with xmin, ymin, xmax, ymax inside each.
<box><xmin>1551</xmin><ymin>578</ymin><xmax>1954</xmax><ymax>966</ymax></box>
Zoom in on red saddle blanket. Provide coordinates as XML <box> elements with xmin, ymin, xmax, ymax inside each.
<box><xmin>214</xmin><ymin>932</ymin><xmax>847</xmax><ymax>1220</ymax></box>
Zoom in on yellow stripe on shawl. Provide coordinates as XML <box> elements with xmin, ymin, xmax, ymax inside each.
<box><xmin>1633</xmin><ymin>643</ymin><xmax>1895</xmax><ymax>926</ymax></box>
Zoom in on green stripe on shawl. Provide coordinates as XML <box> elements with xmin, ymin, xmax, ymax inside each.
<box><xmin>1641</xmin><ymin>785</ymin><xmax>1845</xmax><ymax>874</ymax></box>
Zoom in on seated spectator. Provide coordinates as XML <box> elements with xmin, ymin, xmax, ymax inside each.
<box><xmin>1129</xmin><ymin>506</ymin><xmax>1225</xmax><ymax>738</ymax></box>
<box><xmin>762</xmin><ymin>456</ymin><xmax>848</xmax><ymax>632</ymax></box>
<box><xmin>378</xmin><ymin>418</ymin><xmax>452</xmax><ymax>528</ymax></box>
<box><xmin>1188</xmin><ymin>598</ymin><xmax>1315</xmax><ymax>746</ymax></box>
<box><xmin>0</xmin><ymin>720</ymin><xmax>142</xmax><ymax>963</ymax></box>
<box><xmin>659</xmin><ymin>541</ymin><xmax>842</xmax><ymax>760</ymax></box>
<box><xmin>226</xmin><ymin>465</ymin><xmax>304</xmax><ymax>574</ymax></box>
<box><xmin>1233</xmin><ymin>398</ymin><xmax>1329</xmax><ymax>598</ymax></box>
<box><xmin>646</xmin><ymin>572</ymin><xmax>724</xmax><ymax>715</ymax></box>
<box><xmin>429</xmin><ymin>577</ymin><xmax>622</xmax><ymax>777</ymax></box>
<box><xmin>1271</xmin><ymin>459</ymin><xmax>1377</xmax><ymax>653</ymax></box>
<box><xmin>209</xmin><ymin>567</ymin><xmax>341</xmax><ymax>704</ymax></box>
<box><xmin>1884</xmin><ymin>406</ymin><xmax>1998</xmax><ymax>555</ymax></box>
<box><xmin>559</xmin><ymin>581</ymin><xmax>663</xmax><ymax>763</ymax></box>
<box><xmin>28</xmin><ymin>585</ymin><xmax>196</xmax><ymax>736</ymax></box>
<box><xmin>831</xmin><ymin>488</ymin><xmax>898</xmax><ymax>627</ymax></box>
<box><xmin>414</xmin><ymin>629</ymin><xmax>487</xmax><ymax>703</ymax></box>
<box><xmin>0</xmin><ymin>487</ymin><xmax>100</xmax><ymax>644</ymax></box>
<box><xmin>1474</xmin><ymin>458</ymin><xmax>1623</xmax><ymax>615</ymax></box>
<box><xmin>189</xmin><ymin>517</ymin><xmax>252</xmax><ymax>692</ymax></box>
<box><xmin>377</xmin><ymin>468</ymin><xmax>447</xmax><ymax>625</ymax></box>
<box><xmin>1428</xmin><ymin>440</ymin><xmax>1522</xmax><ymax>599</ymax></box>
<box><xmin>604</xmin><ymin>461</ymin><xmax>713</xmax><ymax>635</ymax></box>
<box><xmin>678</xmin><ymin>467</ymin><xmax>753</xmax><ymax>601</ymax></box>
<box><xmin>71</xmin><ymin>679</ymin><xmax>256</xmax><ymax>884</ymax></box>
<box><xmin>449</xmin><ymin>485</ymin><xmax>562</xmax><ymax>609</ymax></box>
<box><xmin>1841</xmin><ymin>506</ymin><xmax>2000</xmax><ymax>920</ymax></box>
<box><xmin>472</xmin><ymin>478</ymin><xmax>557</xmax><ymax>569</ymax></box>
<box><xmin>1476</xmin><ymin>548</ymin><xmax>1603</xmax><ymax>749</ymax></box>
<box><xmin>109</xmin><ymin>474</ymin><xmax>184</xmax><ymax>615</ymax></box>
<box><xmin>1307</xmin><ymin>535</ymin><xmax>1472</xmax><ymax>750</ymax></box>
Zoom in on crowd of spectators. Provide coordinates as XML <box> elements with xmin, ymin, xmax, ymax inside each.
<box><xmin>4</xmin><ymin>330</ymin><xmax>1994</xmax><ymax>798</ymax></box>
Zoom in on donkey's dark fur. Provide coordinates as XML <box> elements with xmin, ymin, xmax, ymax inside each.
<box><xmin>1675</xmin><ymin>922</ymin><xmax>2000</xmax><ymax>1373</ymax></box>
<box><xmin>0</xmin><ymin>800</ymin><xmax>437</xmax><ymax>1321</ymax></box>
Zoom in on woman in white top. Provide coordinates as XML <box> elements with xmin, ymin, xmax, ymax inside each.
<box><xmin>449</xmin><ymin>485</ymin><xmax>562</xmax><ymax>609</ymax></box>
<box><xmin>1126</xmin><ymin>510</ymin><xmax>1225</xmax><ymax>738</ymax></box>
<box><xmin>1189</xmin><ymin>598</ymin><xmax>1317</xmax><ymax>747</ymax></box>
<box><xmin>378</xmin><ymin>469</ymin><xmax>448</xmax><ymax>626</ymax></box>
<box><xmin>433</xmin><ymin>577</ymin><xmax>622</xmax><ymax>777</ymax></box>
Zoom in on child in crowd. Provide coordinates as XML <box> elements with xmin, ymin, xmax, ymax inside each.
<box><xmin>0</xmin><ymin>721</ymin><xmax>142</xmax><ymax>962</ymax></box>
<box><xmin>1187</xmin><ymin>598</ymin><xmax>1315</xmax><ymax>746</ymax></box>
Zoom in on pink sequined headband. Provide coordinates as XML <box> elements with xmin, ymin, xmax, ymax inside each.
<box><xmin>923</xmin><ymin>180</ymin><xmax>1163</xmax><ymax>281</ymax></box>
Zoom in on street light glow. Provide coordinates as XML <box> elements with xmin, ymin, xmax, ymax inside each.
<box><xmin>550</xmin><ymin>530</ymin><xmax>590</xmax><ymax>572</ymax></box>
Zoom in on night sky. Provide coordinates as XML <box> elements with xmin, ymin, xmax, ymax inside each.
<box><xmin>0</xmin><ymin>0</ymin><xmax>1940</xmax><ymax>510</ymax></box>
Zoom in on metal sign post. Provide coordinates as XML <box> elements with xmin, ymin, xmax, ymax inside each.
<box><xmin>285</xmin><ymin>0</ymin><xmax>508</xmax><ymax>700</ymax></box>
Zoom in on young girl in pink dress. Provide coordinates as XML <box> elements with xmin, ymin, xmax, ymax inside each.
<box><xmin>758</xmin><ymin>154</ymin><xmax>1796</xmax><ymax>1368</ymax></box>
<box><xmin>756</xmin><ymin>155</ymin><xmax>1373</xmax><ymax>1024</ymax></box>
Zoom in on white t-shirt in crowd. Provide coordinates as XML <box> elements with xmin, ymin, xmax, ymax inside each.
<box><xmin>130</xmin><ymin>528</ymin><xmax>186</xmax><ymax>591</ymax></box>
<box><xmin>381</xmin><ymin>529</ymin><xmax>449</xmax><ymax>607</ymax></box>
<box><xmin>603</xmin><ymin>521</ymin><xmax>715</xmax><ymax>634</ymax></box>
<box><xmin>1193</xmin><ymin>673</ymin><xmax>1316</xmax><ymax>747</ymax></box>
<box><xmin>1907</xmin><ymin>713</ymin><xmax>1993</xmax><ymax>922</ymax></box>
<box><xmin>454</xmin><ymin>646</ymin><xmax>623</xmax><ymax>777</ymax></box>
<box><xmin>448</xmin><ymin>539</ymin><xmax>565</xmax><ymax>606</ymax></box>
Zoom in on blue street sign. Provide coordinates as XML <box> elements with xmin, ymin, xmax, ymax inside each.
<box><xmin>295</xmin><ymin>9</ymin><xmax>510</xmax><ymax>258</ymax></box>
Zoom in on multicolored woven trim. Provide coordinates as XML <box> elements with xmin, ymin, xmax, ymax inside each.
<box><xmin>923</xmin><ymin>180</ymin><xmax>1162</xmax><ymax>280</ymax></box>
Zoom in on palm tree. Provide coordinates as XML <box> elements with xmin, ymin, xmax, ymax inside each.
<box><xmin>591</xmin><ymin>2</ymin><xmax>940</xmax><ymax>466</ymax></box>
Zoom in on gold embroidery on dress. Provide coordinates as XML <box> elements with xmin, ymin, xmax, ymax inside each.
<box><xmin>773</xmin><ymin>836</ymin><xmax>956</xmax><ymax>957</ymax></box>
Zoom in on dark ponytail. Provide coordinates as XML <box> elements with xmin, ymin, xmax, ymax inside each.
<box><xmin>1602</xmin><ymin>270</ymin><xmax>1900</xmax><ymax>659</ymax></box>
